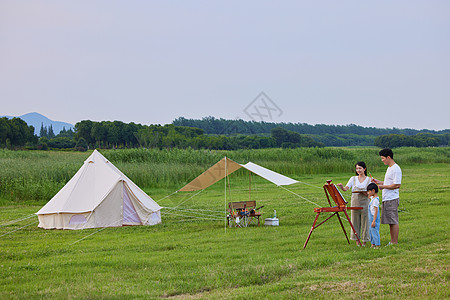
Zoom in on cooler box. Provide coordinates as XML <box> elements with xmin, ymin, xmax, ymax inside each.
<box><xmin>264</xmin><ymin>217</ymin><xmax>279</xmax><ymax>226</ymax></box>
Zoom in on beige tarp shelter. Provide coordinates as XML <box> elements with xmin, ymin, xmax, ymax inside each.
<box><xmin>179</xmin><ymin>157</ymin><xmax>298</xmax><ymax>191</ymax></box>
<box><xmin>176</xmin><ymin>157</ymin><xmax>299</xmax><ymax>228</ymax></box>
<box><xmin>36</xmin><ymin>150</ymin><xmax>161</xmax><ymax>230</ymax></box>
<box><xmin>179</xmin><ymin>157</ymin><xmax>242</xmax><ymax>191</ymax></box>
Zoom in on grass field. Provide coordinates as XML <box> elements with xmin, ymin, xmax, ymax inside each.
<box><xmin>0</xmin><ymin>148</ymin><xmax>449</xmax><ymax>299</ymax></box>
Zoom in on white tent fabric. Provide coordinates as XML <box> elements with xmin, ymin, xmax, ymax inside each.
<box><xmin>241</xmin><ymin>162</ymin><xmax>299</xmax><ymax>186</ymax></box>
<box><xmin>36</xmin><ymin>150</ymin><xmax>162</xmax><ymax>229</ymax></box>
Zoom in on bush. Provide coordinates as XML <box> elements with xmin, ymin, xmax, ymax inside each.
<box><xmin>48</xmin><ymin>137</ymin><xmax>76</xmax><ymax>149</ymax></box>
<box><xmin>75</xmin><ymin>138</ymin><xmax>88</xmax><ymax>152</ymax></box>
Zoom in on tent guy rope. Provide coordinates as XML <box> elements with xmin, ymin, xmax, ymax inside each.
<box><xmin>72</xmin><ymin>206</ymin><xmax>152</xmax><ymax>244</ymax></box>
<box><xmin>71</xmin><ymin>227</ymin><xmax>109</xmax><ymax>245</ymax></box>
<box><xmin>164</xmin><ymin>207</ymin><xmax>223</xmax><ymax>217</ymax></box>
<box><xmin>155</xmin><ymin>191</ymin><xmax>178</xmax><ymax>204</ymax></box>
<box><xmin>0</xmin><ymin>214</ymin><xmax>36</xmax><ymax>227</ymax></box>
<box><xmin>171</xmin><ymin>190</ymin><xmax>204</xmax><ymax>209</ymax></box>
<box><xmin>164</xmin><ymin>207</ymin><xmax>224</xmax><ymax>214</ymax></box>
<box><xmin>278</xmin><ymin>185</ymin><xmax>321</xmax><ymax>207</ymax></box>
<box><xmin>295</xmin><ymin>181</ymin><xmax>323</xmax><ymax>190</ymax></box>
<box><xmin>0</xmin><ymin>221</ymin><xmax>37</xmax><ymax>238</ymax></box>
<box><xmin>162</xmin><ymin>210</ymin><xmax>223</xmax><ymax>221</ymax></box>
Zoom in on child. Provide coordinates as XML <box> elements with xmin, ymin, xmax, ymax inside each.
<box><xmin>367</xmin><ymin>183</ymin><xmax>380</xmax><ymax>249</ymax></box>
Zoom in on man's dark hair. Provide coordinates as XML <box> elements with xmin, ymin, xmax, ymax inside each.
<box><xmin>367</xmin><ymin>182</ymin><xmax>378</xmax><ymax>193</ymax></box>
<box><xmin>379</xmin><ymin>148</ymin><xmax>394</xmax><ymax>159</ymax></box>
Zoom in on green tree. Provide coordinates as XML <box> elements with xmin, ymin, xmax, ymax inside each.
<box><xmin>91</xmin><ymin>122</ymin><xmax>107</xmax><ymax>148</ymax></box>
<box><xmin>107</xmin><ymin>121</ymin><xmax>123</xmax><ymax>148</ymax></box>
<box><xmin>57</xmin><ymin>127</ymin><xmax>74</xmax><ymax>138</ymax></box>
<box><xmin>75</xmin><ymin>120</ymin><xmax>94</xmax><ymax>147</ymax></box>
<box><xmin>8</xmin><ymin>118</ymin><xmax>35</xmax><ymax>147</ymax></box>
<box><xmin>48</xmin><ymin>125</ymin><xmax>55</xmax><ymax>139</ymax></box>
<box><xmin>0</xmin><ymin>117</ymin><xmax>9</xmax><ymax>147</ymax></box>
<box><xmin>271</xmin><ymin>127</ymin><xmax>289</xmax><ymax>147</ymax></box>
<box><xmin>39</xmin><ymin>123</ymin><xmax>47</xmax><ymax>137</ymax></box>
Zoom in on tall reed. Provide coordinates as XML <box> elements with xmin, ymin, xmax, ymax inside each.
<box><xmin>0</xmin><ymin>147</ymin><xmax>448</xmax><ymax>202</ymax></box>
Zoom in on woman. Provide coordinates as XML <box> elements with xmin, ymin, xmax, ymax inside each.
<box><xmin>337</xmin><ymin>161</ymin><xmax>371</xmax><ymax>246</ymax></box>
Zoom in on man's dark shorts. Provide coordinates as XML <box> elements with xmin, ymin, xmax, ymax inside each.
<box><xmin>381</xmin><ymin>198</ymin><xmax>399</xmax><ymax>225</ymax></box>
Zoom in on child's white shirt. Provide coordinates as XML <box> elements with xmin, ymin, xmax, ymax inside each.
<box><xmin>369</xmin><ymin>196</ymin><xmax>380</xmax><ymax>216</ymax></box>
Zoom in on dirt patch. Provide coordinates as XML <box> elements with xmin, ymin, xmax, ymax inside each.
<box><xmin>161</xmin><ymin>288</ymin><xmax>212</xmax><ymax>299</ymax></box>
<box><xmin>306</xmin><ymin>281</ymin><xmax>368</xmax><ymax>293</ymax></box>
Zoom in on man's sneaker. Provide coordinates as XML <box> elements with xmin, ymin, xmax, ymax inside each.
<box><xmin>385</xmin><ymin>242</ymin><xmax>397</xmax><ymax>247</ymax></box>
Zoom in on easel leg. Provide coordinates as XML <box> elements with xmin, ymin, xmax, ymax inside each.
<box><xmin>336</xmin><ymin>212</ymin><xmax>350</xmax><ymax>244</ymax></box>
<box><xmin>303</xmin><ymin>212</ymin><xmax>320</xmax><ymax>249</ymax></box>
<box><xmin>343</xmin><ymin>210</ymin><xmax>361</xmax><ymax>246</ymax></box>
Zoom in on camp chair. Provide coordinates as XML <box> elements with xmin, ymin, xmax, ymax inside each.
<box><xmin>303</xmin><ymin>180</ymin><xmax>363</xmax><ymax>249</ymax></box>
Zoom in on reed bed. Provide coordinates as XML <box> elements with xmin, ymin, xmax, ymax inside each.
<box><xmin>0</xmin><ymin>147</ymin><xmax>448</xmax><ymax>203</ymax></box>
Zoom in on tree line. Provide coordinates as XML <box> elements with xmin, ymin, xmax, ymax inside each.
<box><xmin>173</xmin><ymin>116</ymin><xmax>449</xmax><ymax>147</ymax></box>
<box><xmin>1</xmin><ymin>116</ymin><xmax>448</xmax><ymax>150</ymax></box>
<box><xmin>374</xmin><ymin>133</ymin><xmax>450</xmax><ymax>148</ymax></box>
<box><xmin>71</xmin><ymin>119</ymin><xmax>449</xmax><ymax>149</ymax></box>
<box><xmin>74</xmin><ymin>121</ymin><xmax>323</xmax><ymax>150</ymax></box>
<box><xmin>173</xmin><ymin>116</ymin><xmax>449</xmax><ymax>136</ymax></box>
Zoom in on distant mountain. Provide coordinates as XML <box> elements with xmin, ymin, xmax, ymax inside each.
<box><xmin>1</xmin><ymin>112</ymin><xmax>74</xmax><ymax>136</ymax></box>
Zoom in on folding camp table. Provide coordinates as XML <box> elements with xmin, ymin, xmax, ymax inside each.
<box><xmin>303</xmin><ymin>180</ymin><xmax>363</xmax><ymax>249</ymax></box>
<box><xmin>227</xmin><ymin>201</ymin><xmax>263</xmax><ymax>227</ymax></box>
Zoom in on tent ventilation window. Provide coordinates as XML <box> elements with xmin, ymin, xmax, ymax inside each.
<box><xmin>69</xmin><ymin>215</ymin><xmax>87</xmax><ymax>225</ymax></box>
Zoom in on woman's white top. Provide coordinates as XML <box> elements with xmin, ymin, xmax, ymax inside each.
<box><xmin>345</xmin><ymin>176</ymin><xmax>371</xmax><ymax>192</ymax></box>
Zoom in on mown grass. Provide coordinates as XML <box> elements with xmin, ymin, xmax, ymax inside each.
<box><xmin>0</xmin><ymin>148</ymin><xmax>448</xmax><ymax>299</ymax></box>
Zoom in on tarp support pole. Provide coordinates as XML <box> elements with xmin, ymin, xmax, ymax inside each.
<box><xmin>249</xmin><ymin>171</ymin><xmax>251</xmax><ymax>201</ymax></box>
<box><xmin>224</xmin><ymin>157</ymin><xmax>227</xmax><ymax>233</ymax></box>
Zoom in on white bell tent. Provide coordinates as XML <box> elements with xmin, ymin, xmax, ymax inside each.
<box><xmin>36</xmin><ymin>150</ymin><xmax>161</xmax><ymax>230</ymax></box>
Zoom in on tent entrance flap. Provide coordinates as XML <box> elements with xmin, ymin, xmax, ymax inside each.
<box><xmin>123</xmin><ymin>185</ymin><xmax>141</xmax><ymax>224</ymax></box>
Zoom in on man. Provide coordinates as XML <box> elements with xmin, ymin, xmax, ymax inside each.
<box><xmin>373</xmin><ymin>148</ymin><xmax>402</xmax><ymax>245</ymax></box>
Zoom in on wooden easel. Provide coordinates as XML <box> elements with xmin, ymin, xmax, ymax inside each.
<box><xmin>303</xmin><ymin>180</ymin><xmax>363</xmax><ymax>249</ymax></box>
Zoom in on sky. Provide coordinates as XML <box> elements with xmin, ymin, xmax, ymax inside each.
<box><xmin>1</xmin><ymin>1</ymin><xmax>449</xmax><ymax>130</ymax></box>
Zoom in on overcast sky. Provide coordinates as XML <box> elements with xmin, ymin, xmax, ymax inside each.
<box><xmin>1</xmin><ymin>1</ymin><xmax>449</xmax><ymax>130</ymax></box>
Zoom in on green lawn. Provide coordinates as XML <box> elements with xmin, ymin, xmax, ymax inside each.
<box><xmin>0</xmin><ymin>158</ymin><xmax>448</xmax><ymax>299</ymax></box>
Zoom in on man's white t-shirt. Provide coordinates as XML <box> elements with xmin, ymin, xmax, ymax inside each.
<box><xmin>382</xmin><ymin>163</ymin><xmax>402</xmax><ymax>201</ymax></box>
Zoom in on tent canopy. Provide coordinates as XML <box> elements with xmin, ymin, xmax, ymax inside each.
<box><xmin>178</xmin><ymin>157</ymin><xmax>298</xmax><ymax>191</ymax></box>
